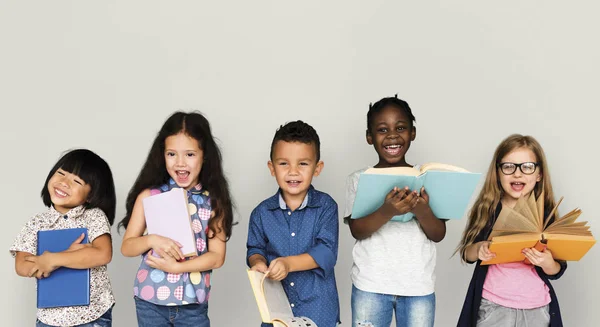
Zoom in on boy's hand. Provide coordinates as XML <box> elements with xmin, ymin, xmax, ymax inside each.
<box><xmin>66</xmin><ymin>233</ymin><xmax>91</xmax><ymax>252</ymax></box>
<box><xmin>412</xmin><ymin>187</ymin><xmax>432</xmax><ymax>218</ymax></box>
<box><xmin>381</xmin><ymin>187</ymin><xmax>418</xmax><ymax>217</ymax></box>
<box><xmin>267</xmin><ymin>258</ymin><xmax>290</xmax><ymax>281</ymax></box>
<box><xmin>25</xmin><ymin>252</ymin><xmax>58</xmax><ymax>279</ymax></box>
<box><xmin>250</xmin><ymin>261</ymin><xmax>268</xmax><ymax>273</ymax></box>
<box><xmin>478</xmin><ymin>241</ymin><xmax>496</xmax><ymax>261</ymax></box>
<box><xmin>149</xmin><ymin>235</ymin><xmax>184</xmax><ymax>261</ymax></box>
<box><xmin>146</xmin><ymin>249</ymin><xmax>181</xmax><ymax>274</ymax></box>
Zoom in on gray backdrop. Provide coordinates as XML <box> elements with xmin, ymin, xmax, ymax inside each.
<box><xmin>1</xmin><ymin>1</ymin><xmax>598</xmax><ymax>326</ymax></box>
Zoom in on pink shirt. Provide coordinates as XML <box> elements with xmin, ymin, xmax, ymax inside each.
<box><xmin>482</xmin><ymin>262</ymin><xmax>550</xmax><ymax>309</ymax></box>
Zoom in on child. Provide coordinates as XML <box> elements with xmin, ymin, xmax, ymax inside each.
<box><xmin>10</xmin><ymin>149</ymin><xmax>117</xmax><ymax>327</ymax></box>
<box><xmin>344</xmin><ymin>96</ymin><xmax>446</xmax><ymax>327</ymax></box>
<box><xmin>246</xmin><ymin>121</ymin><xmax>340</xmax><ymax>327</ymax></box>
<box><xmin>456</xmin><ymin>134</ymin><xmax>566</xmax><ymax>327</ymax></box>
<box><xmin>119</xmin><ymin>111</ymin><xmax>234</xmax><ymax>327</ymax></box>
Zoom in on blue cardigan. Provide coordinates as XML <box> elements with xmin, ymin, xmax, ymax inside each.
<box><xmin>457</xmin><ymin>203</ymin><xmax>567</xmax><ymax>327</ymax></box>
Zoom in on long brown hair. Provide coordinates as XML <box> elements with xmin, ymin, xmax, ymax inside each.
<box><xmin>456</xmin><ymin>134</ymin><xmax>556</xmax><ymax>262</ymax></box>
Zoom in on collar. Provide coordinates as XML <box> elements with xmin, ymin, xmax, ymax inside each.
<box><xmin>166</xmin><ymin>178</ymin><xmax>204</xmax><ymax>195</ymax></box>
<box><xmin>266</xmin><ymin>185</ymin><xmax>320</xmax><ymax>210</ymax></box>
<box><xmin>49</xmin><ymin>205</ymin><xmax>86</xmax><ymax>222</ymax></box>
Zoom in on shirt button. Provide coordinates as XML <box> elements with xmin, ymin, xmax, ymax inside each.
<box><xmin>290</xmin><ymin>303</ymin><xmax>295</xmax><ymax>308</ymax></box>
<box><xmin>290</xmin><ymin>282</ymin><xmax>294</xmax><ymax>286</ymax></box>
<box><xmin>287</xmin><ymin>211</ymin><xmax>291</xmax><ymax>215</ymax></box>
<box><xmin>291</xmin><ymin>232</ymin><xmax>296</xmax><ymax>237</ymax></box>
<box><xmin>63</xmin><ymin>215</ymin><xmax>68</xmax><ymax>219</ymax></box>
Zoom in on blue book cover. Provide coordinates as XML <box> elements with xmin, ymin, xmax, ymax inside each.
<box><xmin>37</xmin><ymin>228</ymin><xmax>90</xmax><ymax>308</ymax></box>
<box><xmin>351</xmin><ymin>164</ymin><xmax>482</xmax><ymax>222</ymax></box>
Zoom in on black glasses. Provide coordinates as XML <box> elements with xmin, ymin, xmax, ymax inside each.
<box><xmin>497</xmin><ymin>162</ymin><xmax>539</xmax><ymax>175</ymax></box>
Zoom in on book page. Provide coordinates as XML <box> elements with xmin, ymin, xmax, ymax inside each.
<box><xmin>420</xmin><ymin>162</ymin><xmax>469</xmax><ymax>173</ymax></box>
<box><xmin>262</xmin><ymin>273</ymin><xmax>294</xmax><ymax>320</ymax></box>
<box><xmin>363</xmin><ymin>166</ymin><xmax>420</xmax><ymax>176</ymax></box>
<box><xmin>247</xmin><ymin>270</ymin><xmax>271</xmax><ymax>321</ymax></box>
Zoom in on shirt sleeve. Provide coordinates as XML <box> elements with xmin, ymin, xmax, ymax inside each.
<box><xmin>343</xmin><ymin>171</ymin><xmax>359</xmax><ymax>220</ymax></box>
<box><xmin>85</xmin><ymin>208</ymin><xmax>111</xmax><ymax>242</ymax></box>
<box><xmin>246</xmin><ymin>207</ymin><xmax>268</xmax><ymax>266</ymax></box>
<box><xmin>9</xmin><ymin>216</ymin><xmax>40</xmax><ymax>257</ymax></box>
<box><xmin>307</xmin><ymin>200</ymin><xmax>339</xmax><ymax>279</ymax></box>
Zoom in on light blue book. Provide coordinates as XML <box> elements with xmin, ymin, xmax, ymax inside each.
<box><xmin>351</xmin><ymin>163</ymin><xmax>482</xmax><ymax>222</ymax></box>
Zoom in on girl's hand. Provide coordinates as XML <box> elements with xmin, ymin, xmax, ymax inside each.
<box><xmin>267</xmin><ymin>258</ymin><xmax>290</xmax><ymax>281</ymax></box>
<box><xmin>381</xmin><ymin>187</ymin><xmax>418</xmax><ymax>217</ymax></box>
<box><xmin>412</xmin><ymin>187</ymin><xmax>432</xmax><ymax>218</ymax></box>
<box><xmin>478</xmin><ymin>241</ymin><xmax>496</xmax><ymax>261</ymax></box>
<box><xmin>66</xmin><ymin>233</ymin><xmax>91</xmax><ymax>252</ymax></box>
<box><xmin>149</xmin><ymin>235</ymin><xmax>184</xmax><ymax>261</ymax></box>
<box><xmin>25</xmin><ymin>252</ymin><xmax>59</xmax><ymax>279</ymax></box>
<box><xmin>146</xmin><ymin>249</ymin><xmax>181</xmax><ymax>274</ymax></box>
<box><xmin>523</xmin><ymin>247</ymin><xmax>556</xmax><ymax>270</ymax></box>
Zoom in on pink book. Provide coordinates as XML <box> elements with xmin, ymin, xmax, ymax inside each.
<box><xmin>142</xmin><ymin>188</ymin><xmax>198</xmax><ymax>257</ymax></box>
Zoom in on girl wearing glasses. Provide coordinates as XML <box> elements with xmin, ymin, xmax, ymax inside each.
<box><xmin>456</xmin><ymin>134</ymin><xmax>566</xmax><ymax>327</ymax></box>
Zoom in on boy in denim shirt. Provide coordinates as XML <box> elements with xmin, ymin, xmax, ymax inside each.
<box><xmin>246</xmin><ymin>121</ymin><xmax>340</xmax><ymax>327</ymax></box>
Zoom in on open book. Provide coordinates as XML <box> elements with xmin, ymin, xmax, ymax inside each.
<box><xmin>482</xmin><ymin>192</ymin><xmax>596</xmax><ymax>265</ymax></box>
<box><xmin>247</xmin><ymin>270</ymin><xmax>318</xmax><ymax>327</ymax></box>
<box><xmin>142</xmin><ymin>188</ymin><xmax>198</xmax><ymax>257</ymax></box>
<box><xmin>351</xmin><ymin>162</ymin><xmax>482</xmax><ymax>222</ymax></box>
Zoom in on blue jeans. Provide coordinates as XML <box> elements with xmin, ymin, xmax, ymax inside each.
<box><xmin>351</xmin><ymin>285</ymin><xmax>435</xmax><ymax>327</ymax></box>
<box><xmin>134</xmin><ymin>296</ymin><xmax>210</xmax><ymax>327</ymax></box>
<box><xmin>36</xmin><ymin>307</ymin><xmax>112</xmax><ymax>327</ymax></box>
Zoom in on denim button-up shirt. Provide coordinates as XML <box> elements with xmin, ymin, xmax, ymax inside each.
<box><xmin>247</xmin><ymin>186</ymin><xmax>340</xmax><ymax>327</ymax></box>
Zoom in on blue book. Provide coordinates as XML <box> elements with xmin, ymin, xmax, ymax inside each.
<box><xmin>37</xmin><ymin>228</ymin><xmax>90</xmax><ymax>308</ymax></box>
<box><xmin>351</xmin><ymin>163</ymin><xmax>482</xmax><ymax>222</ymax></box>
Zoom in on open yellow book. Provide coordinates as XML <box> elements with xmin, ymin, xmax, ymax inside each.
<box><xmin>247</xmin><ymin>270</ymin><xmax>318</xmax><ymax>327</ymax></box>
<box><xmin>482</xmin><ymin>192</ymin><xmax>596</xmax><ymax>265</ymax></box>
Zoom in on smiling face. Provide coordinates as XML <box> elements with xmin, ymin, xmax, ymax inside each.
<box><xmin>268</xmin><ymin>141</ymin><xmax>323</xmax><ymax>205</ymax></box>
<box><xmin>498</xmin><ymin>147</ymin><xmax>541</xmax><ymax>208</ymax></box>
<box><xmin>47</xmin><ymin>168</ymin><xmax>91</xmax><ymax>214</ymax></box>
<box><xmin>164</xmin><ymin>132</ymin><xmax>204</xmax><ymax>190</ymax></box>
<box><xmin>367</xmin><ymin>105</ymin><xmax>416</xmax><ymax>168</ymax></box>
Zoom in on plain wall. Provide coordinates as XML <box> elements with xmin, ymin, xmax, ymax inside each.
<box><xmin>1</xmin><ymin>1</ymin><xmax>598</xmax><ymax>326</ymax></box>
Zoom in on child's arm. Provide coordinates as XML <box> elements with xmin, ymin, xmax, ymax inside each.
<box><xmin>268</xmin><ymin>202</ymin><xmax>339</xmax><ymax>281</ymax></box>
<box><xmin>121</xmin><ymin>189</ymin><xmax>185</xmax><ymax>259</ymax></box>
<box><xmin>15</xmin><ymin>251</ymin><xmax>36</xmax><ymax>277</ymax></box>
<box><xmin>348</xmin><ymin>187</ymin><xmax>418</xmax><ymax>240</ymax></box>
<box><xmin>145</xmin><ymin>220</ymin><xmax>227</xmax><ymax>273</ymax></box>
<box><xmin>247</xmin><ymin>207</ymin><xmax>269</xmax><ymax>271</ymax></box>
<box><xmin>25</xmin><ymin>234</ymin><xmax>112</xmax><ymax>278</ymax></box>
<box><xmin>464</xmin><ymin>241</ymin><xmax>496</xmax><ymax>263</ymax></box>
<box><xmin>523</xmin><ymin>247</ymin><xmax>561</xmax><ymax>275</ymax></box>
<box><xmin>412</xmin><ymin>188</ymin><xmax>446</xmax><ymax>242</ymax></box>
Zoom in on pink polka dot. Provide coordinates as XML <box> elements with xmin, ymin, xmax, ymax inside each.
<box><xmin>137</xmin><ymin>269</ymin><xmax>148</xmax><ymax>283</ymax></box>
<box><xmin>196</xmin><ymin>238</ymin><xmax>206</xmax><ymax>252</ymax></box>
<box><xmin>174</xmin><ymin>286</ymin><xmax>184</xmax><ymax>300</ymax></box>
<box><xmin>140</xmin><ymin>285</ymin><xmax>155</xmax><ymax>300</ymax></box>
<box><xmin>167</xmin><ymin>273</ymin><xmax>181</xmax><ymax>283</ymax></box>
<box><xmin>157</xmin><ymin>286</ymin><xmax>170</xmax><ymax>301</ymax></box>
<box><xmin>196</xmin><ymin>289</ymin><xmax>206</xmax><ymax>303</ymax></box>
<box><xmin>206</xmin><ymin>291</ymin><xmax>210</xmax><ymax>302</ymax></box>
<box><xmin>205</xmin><ymin>226</ymin><xmax>209</xmax><ymax>235</ymax></box>
<box><xmin>205</xmin><ymin>274</ymin><xmax>210</xmax><ymax>287</ymax></box>
<box><xmin>192</xmin><ymin>219</ymin><xmax>203</xmax><ymax>233</ymax></box>
<box><xmin>150</xmin><ymin>189</ymin><xmax>161</xmax><ymax>196</ymax></box>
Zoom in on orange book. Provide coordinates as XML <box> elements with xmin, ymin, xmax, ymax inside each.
<box><xmin>482</xmin><ymin>192</ymin><xmax>595</xmax><ymax>265</ymax></box>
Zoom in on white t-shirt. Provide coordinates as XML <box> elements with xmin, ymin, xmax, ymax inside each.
<box><xmin>344</xmin><ymin>167</ymin><xmax>436</xmax><ymax>296</ymax></box>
